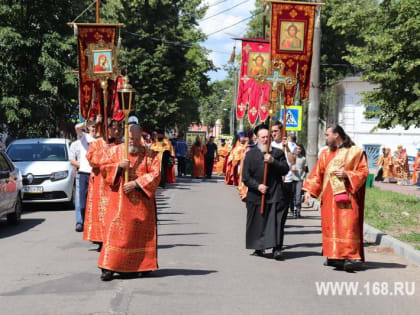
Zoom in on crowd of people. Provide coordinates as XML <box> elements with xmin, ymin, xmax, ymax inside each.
<box><xmin>376</xmin><ymin>145</ymin><xmax>420</xmax><ymax>189</ymax></box>
<box><xmin>69</xmin><ymin>116</ymin><xmax>369</xmax><ymax>280</ymax></box>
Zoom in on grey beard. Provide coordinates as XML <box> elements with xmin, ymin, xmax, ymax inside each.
<box><xmin>129</xmin><ymin>145</ymin><xmax>140</xmax><ymax>154</ymax></box>
<box><xmin>257</xmin><ymin>143</ymin><xmax>267</xmax><ymax>153</ymax></box>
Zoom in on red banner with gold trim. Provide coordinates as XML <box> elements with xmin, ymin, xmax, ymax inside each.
<box><xmin>236</xmin><ymin>39</ymin><xmax>271</xmax><ymax>125</ymax></box>
<box><xmin>270</xmin><ymin>2</ymin><xmax>316</xmax><ymax>105</ymax></box>
<box><xmin>77</xmin><ymin>25</ymin><xmax>117</xmax><ymax>119</ymax></box>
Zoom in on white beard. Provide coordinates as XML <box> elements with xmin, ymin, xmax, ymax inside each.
<box><xmin>129</xmin><ymin>145</ymin><xmax>140</xmax><ymax>154</ymax></box>
<box><xmin>257</xmin><ymin>143</ymin><xmax>267</xmax><ymax>153</ymax></box>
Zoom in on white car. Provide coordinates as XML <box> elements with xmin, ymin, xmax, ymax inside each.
<box><xmin>6</xmin><ymin>138</ymin><xmax>75</xmax><ymax>206</ymax></box>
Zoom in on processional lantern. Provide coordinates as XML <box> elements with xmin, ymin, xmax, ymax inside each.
<box><xmin>117</xmin><ymin>75</ymin><xmax>136</xmax><ymax>182</ymax></box>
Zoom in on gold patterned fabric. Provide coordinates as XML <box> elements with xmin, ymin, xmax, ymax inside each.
<box><xmin>303</xmin><ymin>146</ymin><xmax>369</xmax><ymax>261</ymax></box>
<box><xmin>98</xmin><ymin>144</ymin><xmax>160</xmax><ymax>272</ymax></box>
<box><xmin>83</xmin><ymin>139</ymin><xmax>117</xmax><ymax>242</ymax></box>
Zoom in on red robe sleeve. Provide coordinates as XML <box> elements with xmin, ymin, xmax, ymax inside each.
<box><xmin>346</xmin><ymin>151</ymin><xmax>369</xmax><ymax>195</ymax></box>
<box><xmin>86</xmin><ymin>139</ymin><xmax>106</xmax><ymax>168</ymax></box>
<box><xmin>135</xmin><ymin>151</ymin><xmax>161</xmax><ymax>199</ymax></box>
<box><xmin>302</xmin><ymin>151</ymin><xmax>326</xmax><ymax>198</ymax></box>
<box><xmin>101</xmin><ymin>145</ymin><xmax>122</xmax><ymax>186</ymax></box>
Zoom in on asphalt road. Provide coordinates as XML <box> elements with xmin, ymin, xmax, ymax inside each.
<box><xmin>0</xmin><ymin>177</ymin><xmax>419</xmax><ymax>315</ymax></box>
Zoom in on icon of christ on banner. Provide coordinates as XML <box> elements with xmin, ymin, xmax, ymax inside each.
<box><xmin>279</xmin><ymin>21</ymin><xmax>305</xmax><ymax>52</ymax></box>
<box><xmin>248</xmin><ymin>53</ymin><xmax>270</xmax><ymax>76</ymax></box>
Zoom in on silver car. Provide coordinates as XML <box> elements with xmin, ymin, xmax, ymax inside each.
<box><xmin>6</xmin><ymin>138</ymin><xmax>75</xmax><ymax>206</ymax></box>
<box><xmin>0</xmin><ymin>150</ymin><xmax>23</xmax><ymax>224</ymax></box>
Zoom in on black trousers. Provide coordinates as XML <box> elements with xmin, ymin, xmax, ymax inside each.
<box><xmin>177</xmin><ymin>156</ymin><xmax>186</xmax><ymax>176</ymax></box>
<box><xmin>283</xmin><ymin>182</ymin><xmax>295</xmax><ymax>213</ymax></box>
<box><xmin>78</xmin><ymin>172</ymin><xmax>90</xmax><ymax>223</ymax></box>
<box><xmin>205</xmin><ymin>157</ymin><xmax>214</xmax><ymax>178</ymax></box>
<box><xmin>160</xmin><ymin>151</ymin><xmax>170</xmax><ymax>187</ymax></box>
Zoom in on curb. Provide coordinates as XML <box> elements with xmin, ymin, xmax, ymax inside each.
<box><xmin>363</xmin><ymin>223</ymin><xmax>420</xmax><ymax>267</ymax></box>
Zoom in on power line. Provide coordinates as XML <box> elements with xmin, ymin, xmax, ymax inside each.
<box><xmin>206</xmin><ymin>11</ymin><xmax>262</xmax><ymax>37</ymax></box>
<box><xmin>207</xmin><ymin>0</ymin><xmax>229</xmax><ymax>8</ymax></box>
<box><xmin>199</xmin><ymin>0</ymin><xmax>251</xmax><ymax>22</ymax></box>
<box><xmin>124</xmin><ymin>31</ymin><xmax>230</xmax><ymax>55</ymax></box>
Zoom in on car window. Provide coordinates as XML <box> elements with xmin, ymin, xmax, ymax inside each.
<box><xmin>7</xmin><ymin>143</ymin><xmax>68</xmax><ymax>161</ymax></box>
<box><xmin>0</xmin><ymin>153</ymin><xmax>11</xmax><ymax>172</ymax></box>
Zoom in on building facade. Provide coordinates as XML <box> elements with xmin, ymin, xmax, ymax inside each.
<box><xmin>335</xmin><ymin>76</ymin><xmax>420</xmax><ymax>169</ymax></box>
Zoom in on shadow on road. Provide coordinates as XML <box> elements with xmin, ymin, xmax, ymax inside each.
<box><xmin>23</xmin><ymin>203</ymin><xmax>73</xmax><ymax>212</ymax></box>
<box><xmin>282</xmin><ymin>250</ymin><xmax>321</xmax><ymax>260</ymax></box>
<box><xmin>364</xmin><ymin>261</ymin><xmax>407</xmax><ymax>270</ymax></box>
<box><xmin>285</xmin><ymin>230</ymin><xmax>322</xmax><ymax>235</ymax></box>
<box><xmin>150</xmin><ymin>268</ymin><xmax>217</xmax><ymax>277</ymax></box>
<box><xmin>0</xmin><ymin>218</ymin><xmax>45</xmax><ymax>239</ymax></box>
<box><xmin>283</xmin><ymin>242</ymin><xmax>322</xmax><ymax>250</ymax></box>
<box><xmin>158</xmin><ymin>243</ymin><xmax>204</xmax><ymax>249</ymax></box>
<box><xmin>158</xmin><ymin>232</ymin><xmax>212</xmax><ymax>237</ymax></box>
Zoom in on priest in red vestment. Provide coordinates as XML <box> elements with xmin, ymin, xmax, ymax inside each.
<box><xmin>189</xmin><ymin>136</ymin><xmax>207</xmax><ymax>178</ymax></box>
<box><xmin>83</xmin><ymin>120</ymin><xmax>123</xmax><ymax>248</ymax></box>
<box><xmin>99</xmin><ymin>125</ymin><xmax>161</xmax><ymax>281</ymax></box>
<box><xmin>303</xmin><ymin>124</ymin><xmax>368</xmax><ymax>272</ymax></box>
<box><xmin>151</xmin><ymin>129</ymin><xmax>176</xmax><ymax>187</ymax></box>
<box><xmin>224</xmin><ymin>132</ymin><xmax>248</xmax><ymax>186</ymax></box>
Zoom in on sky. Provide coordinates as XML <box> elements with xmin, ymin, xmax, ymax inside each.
<box><xmin>198</xmin><ymin>0</ymin><xmax>256</xmax><ymax>82</ymax></box>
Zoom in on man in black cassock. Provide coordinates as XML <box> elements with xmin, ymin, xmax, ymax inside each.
<box><xmin>242</xmin><ymin>124</ymin><xmax>289</xmax><ymax>260</ymax></box>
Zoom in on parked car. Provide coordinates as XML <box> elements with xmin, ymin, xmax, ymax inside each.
<box><xmin>0</xmin><ymin>150</ymin><xmax>23</xmax><ymax>224</ymax></box>
<box><xmin>6</xmin><ymin>138</ymin><xmax>75</xmax><ymax>206</ymax></box>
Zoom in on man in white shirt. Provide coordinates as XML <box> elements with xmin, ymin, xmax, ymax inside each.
<box><xmin>75</xmin><ymin>119</ymin><xmax>98</xmax><ymax>230</ymax></box>
<box><xmin>270</xmin><ymin>122</ymin><xmax>296</xmax><ymax>216</ymax></box>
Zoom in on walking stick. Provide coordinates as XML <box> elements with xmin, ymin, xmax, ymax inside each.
<box><xmin>260</xmin><ymin>112</ymin><xmax>274</xmax><ymax>214</ymax></box>
<box><xmin>100</xmin><ymin>79</ymin><xmax>109</xmax><ymax>144</ymax></box>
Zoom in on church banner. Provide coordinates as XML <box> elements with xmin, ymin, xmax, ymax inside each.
<box><xmin>236</xmin><ymin>39</ymin><xmax>271</xmax><ymax>125</ymax></box>
<box><xmin>270</xmin><ymin>1</ymin><xmax>316</xmax><ymax>105</ymax></box>
<box><xmin>77</xmin><ymin>25</ymin><xmax>117</xmax><ymax>120</ymax></box>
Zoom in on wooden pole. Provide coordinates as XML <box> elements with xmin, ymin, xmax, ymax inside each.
<box><xmin>260</xmin><ymin>114</ymin><xmax>274</xmax><ymax>214</ymax></box>
<box><xmin>124</xmin><ymin>119</ymin><xmax>129</xmax><ymax>183</ymax></box>
<box><xmin>100</xmin><ymin>79</ymin><xmax>109</xmax><ymax>144</ymax></box>
<box><xmin>96</xmin><ymin>0</ymin><xmax>100</xmax><ymax>23</ymax></box>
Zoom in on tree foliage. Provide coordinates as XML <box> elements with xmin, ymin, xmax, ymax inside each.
<box><xmin>0</xmin><ymin>0</ymin><xmax>215</xmax><ymax>138</ymax></box>
<box><xmin>334</xmin><ymin>0</ymin><xmax>420</xmax><ymax>129</ymax></box>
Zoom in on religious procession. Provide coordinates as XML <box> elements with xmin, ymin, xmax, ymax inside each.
<box><xmin>1</xmin><ymin>1</ymin><xmax>419</xmax><ymax>314</ymax></box>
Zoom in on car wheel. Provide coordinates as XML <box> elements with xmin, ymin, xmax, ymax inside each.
<box><xmin>65</xmin><ymin>187</ymin><xmax>75</xmax><ymax>210</ymax></box>
<box><xmin>7</xmin><ymin>195</ymin><xmax>22</xmax><ymax>225</ymax></box>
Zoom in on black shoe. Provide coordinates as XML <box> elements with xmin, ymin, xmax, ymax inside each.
<box><xmin>75</xmin><ymin>224</ymin><xmax>83</xmax><ymax>232</ymax></box>
<box><xmin>324</xmin><ymin>258</ymin><xmax>344</xmax><ymax>268</ymax></box>
<box><xmin>100</xmin><ymin>269</ymin><xmax>114</xmax><ymax>281</ymax></box>
<box><xmin>96</xmin><ymin>242</ymin><xmax>103</xmax><ymax>252</ymax></box>
<box><xmin>273</xmin><ymin>248</ymin><xmax>284</xmax><ymax>260</ymax></box>
<box><xmin>343</xmin><ymin>259</ymin><xmax>362</xmax><ymax>272</ymax></box>
<box><xmin>251</xmin><ymin>250</ymin><xmax>264</xmax><ymax>257</ymax></box>
<box><xmin>140</xmin><ymin>270</ymin><xmax>153</xmax><ymax>277</ymax></box>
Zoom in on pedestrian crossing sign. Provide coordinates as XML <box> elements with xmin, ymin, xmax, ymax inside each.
<box><xmin>273</xmin><ymin>106</ymin><xmax>302</xmax><ymax>131</ymax></box>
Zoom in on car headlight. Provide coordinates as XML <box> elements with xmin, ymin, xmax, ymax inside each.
<box><xmin>50</xmin><ymin>171</ymin><xmax>68</xmax><ymax>181</ymax></box>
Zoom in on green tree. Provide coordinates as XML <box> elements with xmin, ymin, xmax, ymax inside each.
<box><xmin>109</xmin><ymin>0</ymin><xmax>215</xmax><ymax>131</ymax></box>
<box><xmin>0</xmin><ymin>1</ymin><xmax>88</xmax><ymax>138</ymax></box>
<box><xmin>338</xmin><ymin>0</ymin><xmax>420</xmax><ymax>129</ymax></box>
<box><xmin>0</xmin><ymin>0</ymin><xmax>215</xmax><ymax>139</ymax></box>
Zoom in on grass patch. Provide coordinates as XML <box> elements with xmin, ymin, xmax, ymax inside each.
<box><xmin>365</xmin><ymin>188</ymin><xmax>420</xmax><ymax>250</ymax></box>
